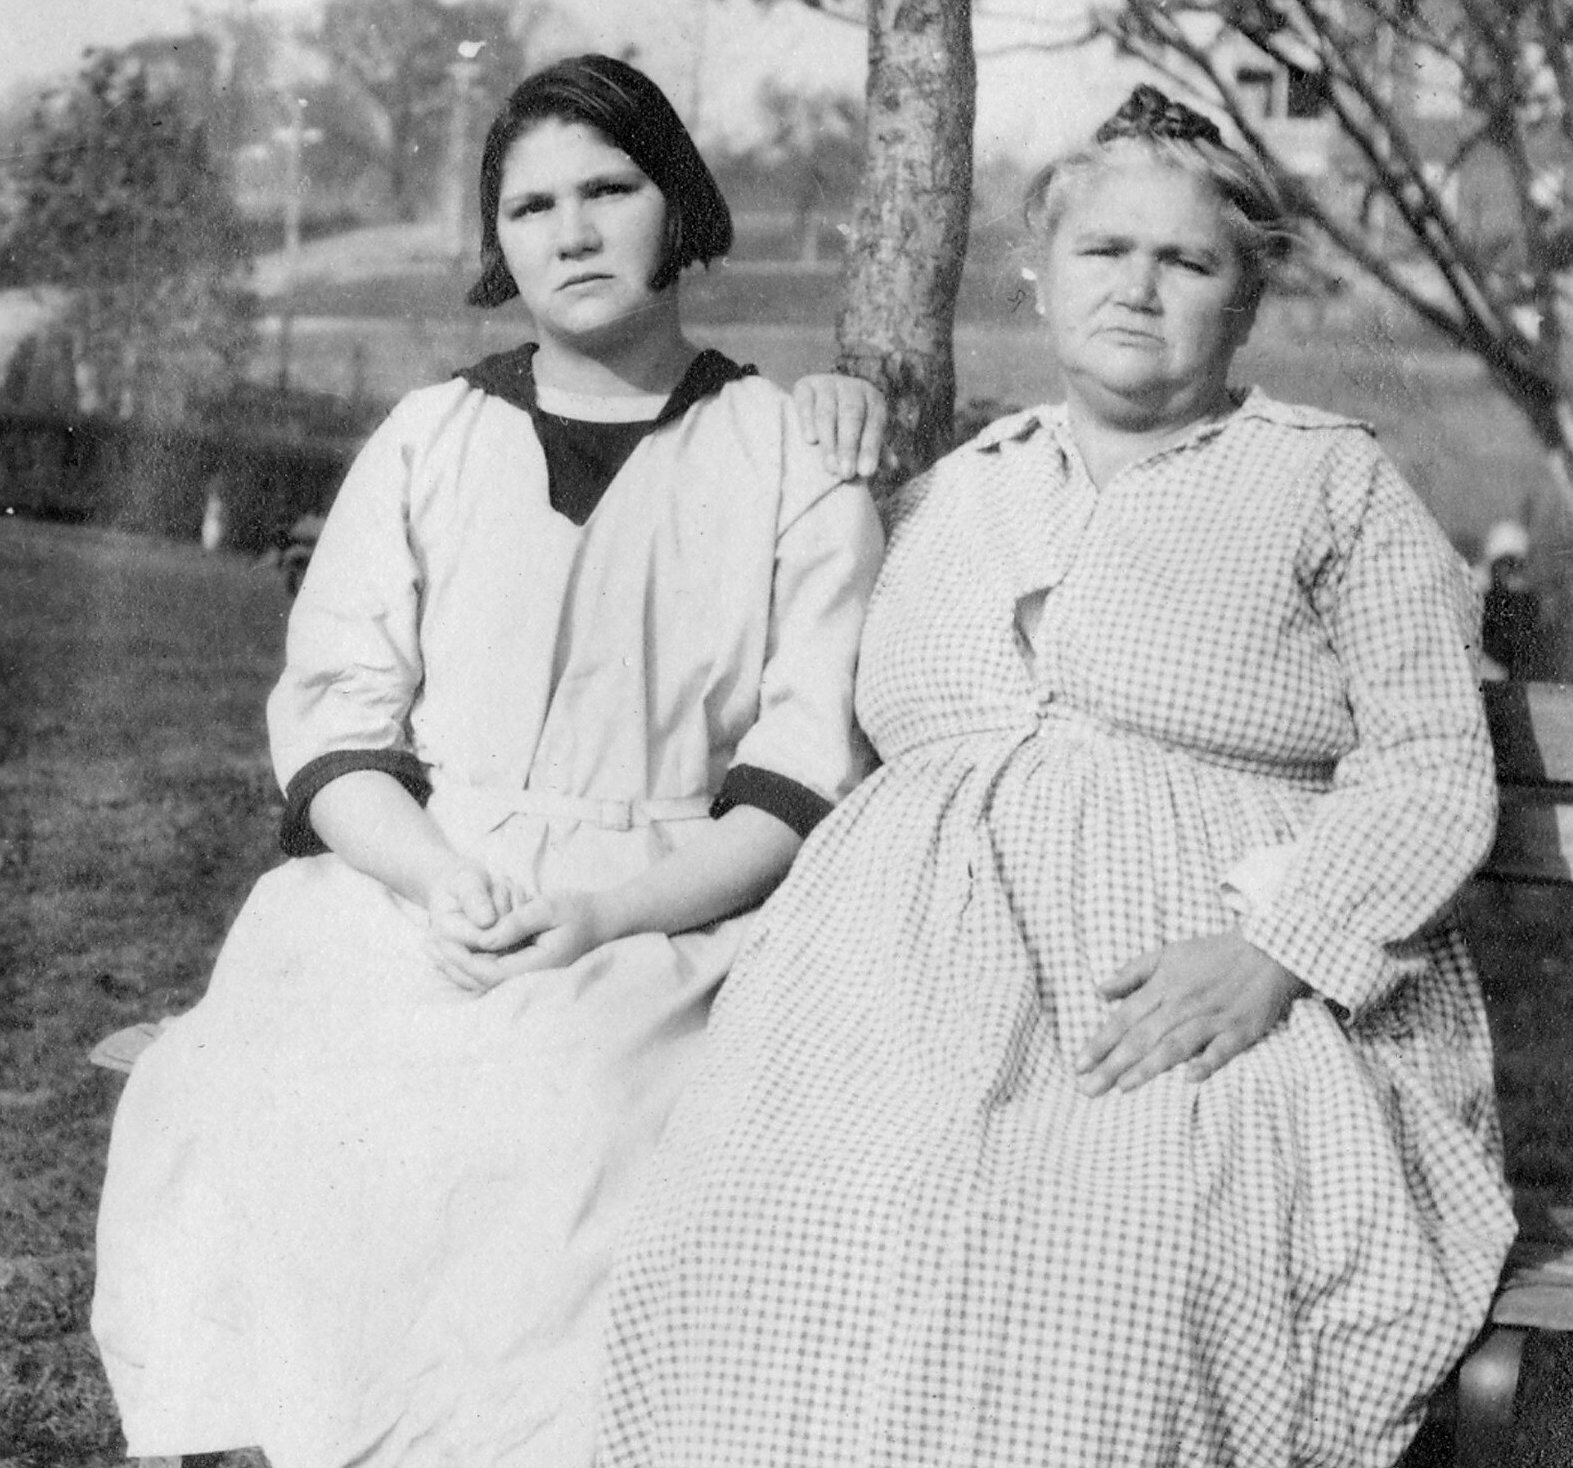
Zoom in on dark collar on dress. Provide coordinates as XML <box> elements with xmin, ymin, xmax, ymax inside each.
<box><xmin>456</xmin><ymin>341</ymin><xmax>756</xmax><ymax>425</ymax></box>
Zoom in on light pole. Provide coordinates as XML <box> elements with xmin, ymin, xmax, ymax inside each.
<box><xmin>686</xmin><ymin>0</ymin><xmax>709</xmax><ymax>139</ymax></box>
<box><xmin>446</xmin><ymin>44</ymin><xmax>485</xmax><ymax>364</ymax></box>
<box><xmin>273</xmin><ymin>95</ymin><xmax>321</xmax><ymax>394</ymax></box>
<box><xmin>445</xmin><ymin>46</ymin><xmax>483</xmax><ymax>263</ymax></box>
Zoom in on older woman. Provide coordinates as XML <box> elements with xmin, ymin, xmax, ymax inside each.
<box><xmin>596</xmin><ymin>86</ymin><xmax>1515</xmax><ymax>1467</ymax></box>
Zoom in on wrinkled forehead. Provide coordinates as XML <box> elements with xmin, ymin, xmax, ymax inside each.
<box><xmin>1043</xmin><ymin>164</ymin><xmax>1238</xmax><ymax>271</ymax></box>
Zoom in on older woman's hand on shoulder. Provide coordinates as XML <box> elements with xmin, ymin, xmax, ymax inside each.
<box><xmin>1076</xmin><ymin>933</ymin><xmax>1309</xmax><ymax>1095</ymax></box>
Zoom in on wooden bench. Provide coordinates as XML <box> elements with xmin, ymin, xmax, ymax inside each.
<box><xmin>1437</xmin><ymin>678</ymin><xmax>1573</xmax><ymax>1468</ymax></box>
<box><xmin>93</xmin><ymin>681</ymin><xmax>1573</xmax><ymax>1468</ymax></box>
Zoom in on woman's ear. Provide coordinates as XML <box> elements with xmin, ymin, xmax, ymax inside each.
<box><xmin>1225</xmin><ymin>286</ymin><xmax>1262</xmax><ymax>350</ymax></box>
<box><xmin>1021</xmin><ymin>266</ymin><xmax>1048</xmax><ymax>318</ymax></box>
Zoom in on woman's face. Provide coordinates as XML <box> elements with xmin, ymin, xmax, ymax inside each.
<box><xmin>1037</xmin><ymin>159</ymin><xmax>1256</xmax><ymax>430</ymax></box>
<box><xmin>495</xmin><ymin>117</ymin><xmax>671</xmax><ymax>356</ymax></box>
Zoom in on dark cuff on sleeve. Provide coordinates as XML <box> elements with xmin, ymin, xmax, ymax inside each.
<box><xmin>279</xmin><ymin>748</ymin><xmax>432</xmax><ymax>857</ymax></box>
<box><xmin>709</xmin><ymin>764</ymin><xmax>832</xmax><ymax>840</ymax></box>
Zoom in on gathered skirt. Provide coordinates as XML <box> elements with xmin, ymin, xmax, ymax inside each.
<box><xmin>598</xmin><ymin>714</ymin><xmax>1515</xmax><ymax>1468</ymax></box>
<box><xmin>93</xmin><ymin>803</ymin><xmax>738</xmax><ymax>1468</ymax></box>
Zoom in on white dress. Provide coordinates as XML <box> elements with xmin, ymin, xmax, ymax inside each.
<box><xmin>598</xmin><ymin>392</ymin><xmax>1517</xmax><ymax>1468</ymax></box>
<box><xmin>91</xmin><ymin>356</ymin><xmax>883</xmax><ymax>1468</ymax></box>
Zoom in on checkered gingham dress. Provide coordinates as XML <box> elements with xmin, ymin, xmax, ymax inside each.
<box><xmin>596</xmin><ymin>390</ymin><xmax>1517</xmax><ymax>1468</ymax></box>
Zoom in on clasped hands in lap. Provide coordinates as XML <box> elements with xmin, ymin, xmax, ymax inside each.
<box><xmin>423</xmin><ymin>860</ymin><xmax>613</xmax><ymax>991</ymax></box>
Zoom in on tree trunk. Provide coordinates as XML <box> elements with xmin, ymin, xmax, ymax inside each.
<box><xmin>836</xmin><ymin>0</ymin><xmax>975</xmax><ymax>503</ymax></box>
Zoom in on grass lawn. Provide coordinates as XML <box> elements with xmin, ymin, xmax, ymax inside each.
<box><xmin>0</xmin><ymin>519</ymin><xmax>288</xmax><ymax>1467</ymax></box>
<box><xmin>2</xmin><ymin>516</ymin><xmax>1572</xmax><ymax>1464</ymax></box>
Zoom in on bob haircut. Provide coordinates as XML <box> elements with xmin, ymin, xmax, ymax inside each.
<box><xmin>467</xmin><ymin>54</ymin><xmax>733</xmax><ymax>307</ymax></box>
<box><xmin>1021</xmin><ymin>89</ymin><xmax>1294</xmax><ymax>312</ymax></box>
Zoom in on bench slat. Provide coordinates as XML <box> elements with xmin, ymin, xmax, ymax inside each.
<box><xmin>1481</xmin><ymin>793</ymin><xmax>1573</xmax><ymax>885</ymax></box>
<box><xmin>87</xmin><ymin>1019</ymin><xmax>173</xmax><ymax>1074</ymax></box>
<box><xmin>1483</xmin><ymin>680</ymin><xmax>1573</xmax><ymax>786</ymax></box>
<box><xmin>1476</xmin><ymin>681</ymin><xmax>1573</xmax><ymax>885</ymax></box>
<box><xmin>1492</xmin><ymin>1193</ymin><xmax>1573</xmax><ymax>1330</ymax></box>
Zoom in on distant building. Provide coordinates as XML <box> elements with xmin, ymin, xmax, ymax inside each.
<box><xmin>1199</xmin><ymin>7</ymin><xmax>1553</xmax><ymax>273</ymax></box>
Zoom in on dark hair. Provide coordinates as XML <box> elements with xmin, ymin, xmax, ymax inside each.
<box><xmin>467</xmin><ymin>54</ymin><xmax>733</xmax><ymax>307</ymax></box>
<box><xmin>1022</xmin><ymin>85</ymin><xmax>1293</xmax><ymax>310</ymax></box>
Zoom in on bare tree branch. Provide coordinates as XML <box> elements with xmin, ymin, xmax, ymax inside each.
<box><xmin>772</xmin><ymin>0</ymin><xmax>1100</xmax><ymax>50</ymax></box>
<box><xmin>1534</xmin><ymin>0</ymin><xmax>1573</xmax><ymax>153</ymax></box>
<box><xmin>1281</xmin><ymin>12</ymin><xmax>1512</xmax><ymax>341</ymax></box>
<box><xmin>781</xmin><ymin>0</ymin><xmax>869</xmax><ymax>26</ymax></box>
<box><xmin>1103</xmin><ymin>0</ymin><xmax>1573</xmax><ymax>518</ymax></box>
<box><xmin>976</xmin><ymin>24</ymin><xmax>1100</xmax><ymax>59</ymax></box>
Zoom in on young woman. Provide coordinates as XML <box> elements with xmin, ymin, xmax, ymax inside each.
<box><xmin>92</xmin><ymin>54</ymin><xmax>884</xmax><ymax>1468</ymax></box>
<box><xmin>597</xmin><ymin>86</ymin><xmax>1514</xmax><ymax>1468</ymax></box>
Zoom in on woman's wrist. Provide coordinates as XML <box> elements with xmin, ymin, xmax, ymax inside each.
<box><xmin>587</xmin><ymin>886</ymin><xmax>636</xmax><ymax>946</ymax></box>
<box><xmin>406</xmin><ymin>848</ymin><xmax>484</xmax><ymax>912</ymax></box>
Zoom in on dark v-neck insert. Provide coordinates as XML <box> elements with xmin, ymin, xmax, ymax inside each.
<box><xmin>457</xmin><ymin>343</ymin><xmax>757</xmax><ymax>526</ymax></box>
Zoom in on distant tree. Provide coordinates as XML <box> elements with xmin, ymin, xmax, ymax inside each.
<box><xmin>205</xmin><ymin>5</ymin><xmax>286</xmax><ymax>164</ymax></box>
<box><xmin>313</xmin><ymin>0</ymin><xmax>521</xmax><ymax>220</ymax></box>
<box><xmin>1102</xmin><ymin>0</ymin><xmax>1573</xmax><ymax>522</ymax></box>
<box><xmin>756</xmin><ymin>80</ymin><xmax>865</xmax><ymax>262</ymax></box>
<box><xmin>0</xmin><ymin>50</ymin><xmax>255</xmax><ymax>420</ymax></box>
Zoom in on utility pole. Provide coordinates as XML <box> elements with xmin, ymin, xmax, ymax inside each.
<box><xmin>686</xmin><ymin>0</ymin><xmax>709</xmax><ymax>139</ymax></box>
<box><xmin>273</xmin><ymin>95</ymin><xmax>319</xmax><ymax>394</ymax></box>
<box><xmin>444</xmin><ymin>49</ymin><xmax>482</xmax><ymax>263</ymax></box>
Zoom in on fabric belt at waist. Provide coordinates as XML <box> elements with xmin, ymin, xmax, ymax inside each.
<box><xmin>434</xmin><ymin>781</ymin><xmax>714</xmax><ymax>833</ymax></box>
<box><xmin>502</xmin><ymin>790</ymin><xmax>713</xmax><ymax>831</ymax></box>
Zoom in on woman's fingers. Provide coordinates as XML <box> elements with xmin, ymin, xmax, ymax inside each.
<box><xmin>791</xmin><ymin>375</ymin><xmax>886</xmax><ymax>480</ymax></box>
<box><xmin>428</xmin><ymin>863</ymin><xmax>509</xmax><ymax>932</ymax></box>
<box><xmin>1072</xmin><ymin>948</ymin><xmax>1162</xmax><ymax>1090</ymax></box>
<box><xmin>855</xmin><ymin>390</ymin><xmax>888</xmax><ymax>479</ymax></box>
<box><xmin>791</xmin><ymin>376</ymin><xmax>842</xmax><ymax>470</ymax></box>
<box><xmin>428</xmin><ymin>905</ymin><xmax>495</xmax><ymax>951</ymax></box>
<box><xmin>1124</xmin><ymin>1014</ymin><xmax>1233</xmax><ymax>1093</ymax></box>
<box><xmin>1100</xmin><ymin>946</ymin><xmax>1161</xmax><ymax>999</ymax></box>
<box><xmin>426</xmin><ymin>931</ymin><xmax>556</xmax><ymax>990</ymax></box>
<box><xmin>426</xmin><ymin>936</ymin><xmax>504</xmax><ymax>993</ymax></box>
<box><xmin>479</xmin><ymin>938</ymin><xmax>564</xmax><ymax>976</ymax></box>
<box><xmin>821</xmin><ymin>390</ymin><xmax>855</xmax><ymax>478</ymax></box>
<box><xmin>1076</xmin><ymin>994</ymin><xmax>1194</xmax><ymax>1097</ymax></box>
<box><xmin>791</xmin><ymin>376</ymin><xmax>822</xmax><ymax>443</ymax></box>
<box><xmin>835</xmin><ymin>385</ymin><xmax>871</xmax><ymax>479</ymax></box>
<box><xmin>828</xmin><ymin>378</ymin><xmax>888</xmax><ymax>480</ymax></box>
<box><xmin>488</xmin><ymin>893</ymin><xmax>605</xmax><ymax>973</ymax></box>
<box><xmin>1184</xmin><ymin>1026</ymin><xmax>1253</xmax><ymax>1084</ymax></box>
<box><xmin>427</xmin><ymin>868</ymin><xmax>544</xmax><ymax>952</ymax></box>
<box><xmin>1076</xmin><ymin>934</ymin><xmax>1305</xmax><ymax>1097</ymax></box>
<box><xmin>465</xmin><ymin>897</ymin><xmax>552</xmax><ymax>954</ymax></box>
<box><xmin>424</xmin><ymin>891</ymin><xmax>608</xmax><ymax>989</ymax></box>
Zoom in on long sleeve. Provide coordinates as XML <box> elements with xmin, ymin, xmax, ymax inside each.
<box><xmin>1238</xmin><ymin>439</ymin><xmax>1496</xmax><ymax>1018</ymax></box>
